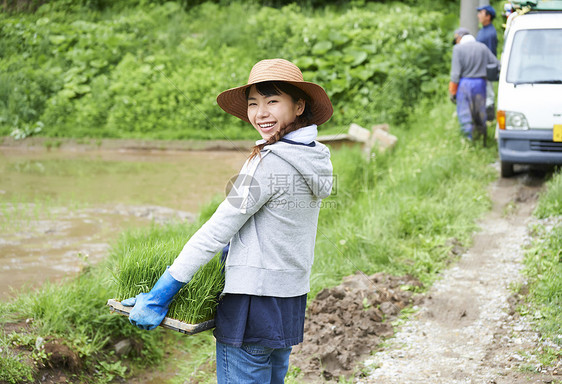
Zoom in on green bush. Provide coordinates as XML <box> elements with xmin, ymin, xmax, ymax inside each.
<box><xmin>1</xmin><ymin>1</ymin><xmax>456</xmax><ymax>140</ymax></box>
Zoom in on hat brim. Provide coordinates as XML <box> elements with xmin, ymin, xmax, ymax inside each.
<box><xmin>217</xmin><ymin>81</ymin><xmax>334</xmax><ymax>126</ymax></box>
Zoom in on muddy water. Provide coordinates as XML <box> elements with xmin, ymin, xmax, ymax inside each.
<box><xmin>0</xmin><ymin>147</ymin><xmax>248</xmax><ymax>298</ymax></box>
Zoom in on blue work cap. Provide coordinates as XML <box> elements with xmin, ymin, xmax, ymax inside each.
<box><xmin>477</xmin><ymin>5</ymin><xmax>496</xmax><ymax>19</ymax></box>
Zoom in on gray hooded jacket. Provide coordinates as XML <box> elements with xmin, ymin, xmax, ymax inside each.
<box><xmin>169</xmin><ymin>127</ymin><xmax>333</xmax><ymax>297</ymax></box>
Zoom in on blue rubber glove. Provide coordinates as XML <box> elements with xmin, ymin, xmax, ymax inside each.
<box><xmin>121</xmin><ymin>267</ymin><xmax>186</xmax><ymax>330</ymax></box>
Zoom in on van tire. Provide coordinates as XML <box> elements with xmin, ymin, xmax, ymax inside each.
<box><xmin>501</xmin><ymin>161</ymin><xmax>514</xmax><ymax>178</ymax></box>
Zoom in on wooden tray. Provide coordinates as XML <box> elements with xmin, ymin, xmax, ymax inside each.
<box><xmin>107</xmin><ymin>299</ymin><xmax>215</xmax><ymax>335</ymax></box>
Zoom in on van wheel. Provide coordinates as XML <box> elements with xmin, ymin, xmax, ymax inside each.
<box><xmin>501</xmin><ymin>161</ymin><xmax>514</xmax><ymax>178</ymax></box>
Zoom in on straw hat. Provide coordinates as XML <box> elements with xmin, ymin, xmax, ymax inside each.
<box><xmin>216</xmin><ymin>59</ymin><xmax>333</xmax><ymax>126</ymax></box>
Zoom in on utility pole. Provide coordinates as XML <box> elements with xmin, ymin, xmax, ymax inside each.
<box><xmin>460</xmin><ymin>0</ymin><xmax>491</xmax><ymax>36</ymax></box>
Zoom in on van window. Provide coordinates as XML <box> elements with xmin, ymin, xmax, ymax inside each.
<box><xmin>506</xmin><ymin>29</ymin><xmax>562</xmax><ymax>84</ymax></box>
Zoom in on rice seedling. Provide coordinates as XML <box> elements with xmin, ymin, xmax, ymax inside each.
<box><xmin>110</xmin><ymin>221</ymin><xmax>225</xmax><ymax>324</ymax></box>
<box><xmin>168</xmin><ymin>255</ymin><xmax>225</xmax><ymax>324</ymax></box>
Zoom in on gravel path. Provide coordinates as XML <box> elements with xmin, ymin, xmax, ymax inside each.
<box><xmin>358</xmin><ymin>175</ymin><xmax>560</xmax><ymax>384</ymax></box>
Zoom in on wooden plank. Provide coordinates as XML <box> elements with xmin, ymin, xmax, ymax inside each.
<box><xmin>107</xmin><ymin>299</ymin><xmax>215</xmax><ymax>335</ymax></box>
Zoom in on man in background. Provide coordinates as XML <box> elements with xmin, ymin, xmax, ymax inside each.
<box><xmin>449</xmin><ymin>28</ymin><xmax>500</xmax><ymax>140</ymax></box>
<box><xmin>477</xmin><ymin>5</ymin><xmax>498</xmax><ymax>56</ymax></box>
<box><xmin>476</xmin><ymin>5</ymin><xmax>498</xmax><ymax>121</ymax></box>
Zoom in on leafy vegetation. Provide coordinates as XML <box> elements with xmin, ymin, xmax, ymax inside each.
<box><xmin>1</xmin><ymin>1</ymin><xmax>455</xmax><ymax>140</ymax></box>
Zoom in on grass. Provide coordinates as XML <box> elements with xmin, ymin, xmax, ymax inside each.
<box><xmin>520</xmin><ymin>170</ymin><xmax>562</xmax><ymax>365</ymax></box>
<box><xmin>534</xmin><ymin>171</ymin><xmax>562</xmax><ymax>218</ymax></box>
<box><xmin>0</xmin><ymin>338</ymin><xmax>34</xmax><ymax>384</ymax></box>
<box><xmin>167</xmin><ymin>331</ymin><xmax>217</xmax><ymax>384</ymax></box>
<box><xmin>0</xmin><ymin>259</ymin><xmax>167</xmax><ymax>382</ymax></box>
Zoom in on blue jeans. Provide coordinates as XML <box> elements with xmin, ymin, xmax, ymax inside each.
<box><xmin>216</xmin><ymin>341</ymin><xmax>292</xmax><ymax>384</ymax></box>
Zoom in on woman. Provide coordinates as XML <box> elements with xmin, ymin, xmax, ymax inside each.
<box><xmin>123</xmin><ymin>58</ymin><xmax>333</xmax><ymax>383</ymax></box>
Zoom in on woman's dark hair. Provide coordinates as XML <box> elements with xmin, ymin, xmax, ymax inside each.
<box><xmin>246</xmin><ymin>81</ymin><xmax>313</xmax><ymax>160</ymax></box>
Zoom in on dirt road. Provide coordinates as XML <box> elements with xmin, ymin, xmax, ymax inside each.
<box><xmin>358</xmin><ymin>171</ymin><xmax>560</xmax><ymax>383</ymax></box>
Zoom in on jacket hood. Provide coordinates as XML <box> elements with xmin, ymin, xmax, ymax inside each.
<box><xmin>264</xmin><ymin>128</ymin><xmax>333</xmax><ymax>199</ymax></box>
<box><xmin>236</xmin><ymin>125</ymin><xmax>333</xmax><ymax>214</ymax></box>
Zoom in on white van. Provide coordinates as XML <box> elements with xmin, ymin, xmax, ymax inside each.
<box><xmin>496</xmin><ymin>3</ymin><xmax>562</xmax><ymax>177</ymax></box>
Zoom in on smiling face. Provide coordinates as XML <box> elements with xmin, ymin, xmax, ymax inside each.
<box><xmin>246</xmin><ymin>84</ymin><xmax>305</xmax><ymax>141</ymax></box>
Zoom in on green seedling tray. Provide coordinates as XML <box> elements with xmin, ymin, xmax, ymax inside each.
<box><xmin>107</xmin><ymin>299</ymin><xmax>215</xmax><ymax>335</ymax></box>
